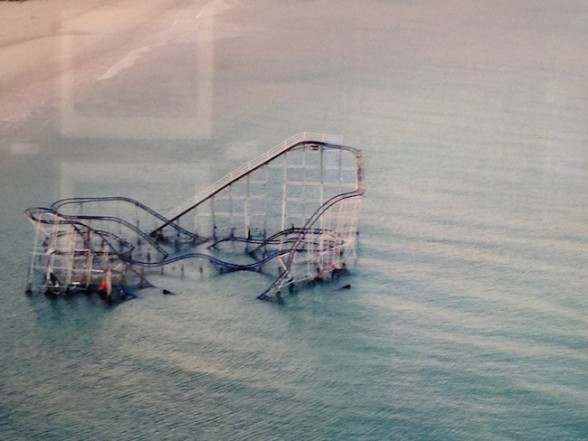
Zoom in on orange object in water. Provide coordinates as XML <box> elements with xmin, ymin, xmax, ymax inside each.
<box><xmin>98</xmin><ymin>280</ymin><xmax>108</xmax><ymax>292</ymax></box>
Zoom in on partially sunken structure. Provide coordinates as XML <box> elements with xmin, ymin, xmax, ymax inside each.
<box><xmin>25</xmin><ymin>134</ymin><xmax>365</xmax><ymax>301</ymax></box>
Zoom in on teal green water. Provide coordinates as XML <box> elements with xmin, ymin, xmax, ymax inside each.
<box><xmin>1</xmin><ymin>1</ymin><xmax>587</xmax><ymax>439</ymax></box>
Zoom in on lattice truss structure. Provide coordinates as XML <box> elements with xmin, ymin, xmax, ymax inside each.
<box><xmin>25</xmin><ymin>134</ymin><xmax>365</xmax><ymax>300</ymax></box>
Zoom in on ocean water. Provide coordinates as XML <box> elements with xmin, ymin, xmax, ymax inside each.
<box><xmin>1</xmin><ymin>1</ymin><xmax>587</xmax><ymax>440</ymax></box>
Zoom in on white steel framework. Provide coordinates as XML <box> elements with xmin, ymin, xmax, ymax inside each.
<box><xmin>25</xmin><ymin>133</ymin><xmax>365</xmax><ymax>301</ymax></box>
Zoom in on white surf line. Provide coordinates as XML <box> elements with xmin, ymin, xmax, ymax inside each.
<box><xmin>194</xmin><ymin>0</ymin><xmax>235</xmax><ymax>20</ymax></box>
<box><xmin>97</xmin><ymin>44</ymin><xmax>164</xmax><ymax>81</ymax></box>
<box><xmin>96</xmin><ymin>0</ymin><xmax>236</xmax><ymax>82</ymax></box>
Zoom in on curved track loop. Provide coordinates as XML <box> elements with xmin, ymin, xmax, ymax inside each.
<box><xmin>25</xmin><ymin>134</ymin><xmax>365</xmax><ymax>299</ymax></box>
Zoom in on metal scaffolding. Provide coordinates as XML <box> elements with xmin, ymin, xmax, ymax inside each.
<box><xmin>25</xmin><ymin>133</ymin><xmax>366</xmax><ymax>301</ymax></box>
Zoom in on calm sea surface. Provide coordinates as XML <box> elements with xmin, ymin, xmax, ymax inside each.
<box><xmin>1</xmin><ymin>1</ymin><xmax>587</xmax><ymax>439</ymax></box>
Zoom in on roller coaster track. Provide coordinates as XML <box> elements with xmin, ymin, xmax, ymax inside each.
<box><xmin>25</xmin><ymin>207</ymin><xmax>320</xmax><ymax>274</ymax></box>
<box><xmin>25</xmin><ymin>134</ymin><xmax>365</xmax><ymax>300</ymax></box>
<box><xmin>51</xmin><ymin>196</ymin><xmax>199</xmax><ymax>240</ymax></box>
<box><xmin>151</xmin><ymin>132</ymin><xmax>340</xmax><ymax>237</ymax></box>
<box><xmin>258</xmin><ymin>150</ymin><xmax>365</xmax><ymax>299</ymax></box>
<box><xmin>25</xmin><ymin>206</ymin><xmax>170</xmax><ymax>258</ymax></box>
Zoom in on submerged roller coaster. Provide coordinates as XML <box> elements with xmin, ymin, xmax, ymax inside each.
<box><xmin>25</xmin><ymin>133</ymin><xmax>365</xmax><ymax>301</ymax></box>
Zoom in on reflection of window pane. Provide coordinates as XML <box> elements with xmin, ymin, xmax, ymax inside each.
<box><xmin>59</xmin><ymin>8</ymin><xmax>213</xmax><ymax>140</ymax></box>
<box><xmin>76</xmin><ymin>45</ymin><xmax>200</xmax><ymax>119</ymax></box>
<box><xmin>59</xmin><ymin>162</ymin><xmax>210</xmax><ymax>212</ymax></box>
